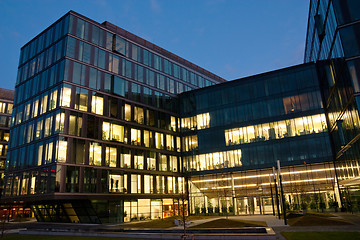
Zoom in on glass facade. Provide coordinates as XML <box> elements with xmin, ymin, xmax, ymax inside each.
<box><xmin>305</xmin><ymin>0</ymin><xmax>360</xmax><ymax>212</ymax></box>
<box><xmin>4</xmin><ymin>11</ymin><xmax>223</xmax><ymax>223</ymax></box>
<box><xmin>5</xmin><ymin>1</ymin><xmax>360</xmax><ymax>222</ymax></box>
<box><xmin>0</xmin><ymin>89</ymin><xmax>14</xmax><ymax>196</ymax></box>
<box><xmin>180</xmin><ymin>63</ymin><xmax>338</xmax><ymax>214</ymax></box>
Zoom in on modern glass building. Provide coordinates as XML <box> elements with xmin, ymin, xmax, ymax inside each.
<box><xmin>2</xmin><ymin>11</ymin><xmax>224</xmax><ymax>223</ymax></box>
<box><xmin>0</xmin><ymin>88</ymin><xmax>14</xmax><ymax>195</ymax></box>
<box><xmin>305</xmin><ymin>0</ymin><xmax>360</xmax><ymax>211</ymax></box>
<box><xmin>180</xmin><ymin>63</ymin><xmax>337</xmax><ymax>215</ymax></box>
<box><xmin>3</xmin><ymin>0</ymin><xmax>360</xmax><ymax>223</ymax></box>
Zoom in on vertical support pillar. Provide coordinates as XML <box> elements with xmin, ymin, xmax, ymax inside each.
<box><xmin>204</xmin><ymin>195</ymin><xmax>208</xmax><ymax>214</ymax></box>
<box><xmin>231</xmin><ymin>173</ymin><xmax>237</xmax><ymax>215</ymax></box>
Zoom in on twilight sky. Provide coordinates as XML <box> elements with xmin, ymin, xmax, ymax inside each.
<box><xmin>0</xmin><ymin>0</ymin><xmax>309</xmax><ymax>90</ymax></box>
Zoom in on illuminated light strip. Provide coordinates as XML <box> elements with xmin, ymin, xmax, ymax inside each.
<box><xmin>200</xmin><ymin>184</ymin><xmax>257</xmax><ymax>190</ymax></box>
<box><xmin>198</xmin><ymin>178</ymin><xmax>334</xmax><ymax>190</ymax></box>
<box><xmin>191</xmin><ymin>168</ymin><xmax>335</xmax><ymax>183</ymax></box>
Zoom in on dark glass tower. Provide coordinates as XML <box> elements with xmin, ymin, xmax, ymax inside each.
<box><xmin>305</xmin><ymin>0</ymin><xmax>360</xmax><ymax>211</ymax></box>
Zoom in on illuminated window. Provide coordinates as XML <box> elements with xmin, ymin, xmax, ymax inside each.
<box><xmin>166</xmin><ymin>134</ymin><xmax>174</xmax><ymax>151</ymax></box>
<box><xmin>159</xmin><ymin>154</ymin><xmax>167</xmax><ymax>171</ymax></box>
<box><xmin>171</xmin><ymin>116</ymin><xmax>176</xmax><ymax>131</ymax></box>
<box><xmin>56</xmin><ymin>140</ymin><xmax>67</xmax><ymax>163</ymax></box>
<box><xmin>91</xmin><ymin>94</ymin><xmax>103</xmax><ymax>115</ymax></box>
<box><xmin>49</xmin><ymin>89</ymin><xmax>58</xmax><ymax>110</ymax></box>
<box><xmin>121</xmin><ymin>151</ymin><xmax>131</xmax><ymax>168</ymax></box>
<box><xmin>144</xmin><ymin>175</ymin><xmax>153</xmax><ymax>193</ymax></box>
<box><xmin>170</xmin><ymin>156</ymin><xmax>177</xmax><ymax>172</ymax></box>
<box><xmin>106</xmin><ymin>146</ymin><xmax>117</xmax><ymax>167</ymax></box>
<box><xmin>0</xmin><ymin>102</ymin><xmax>5</xmax><ymax>113</ymax></box>
<box><xmin>60</xmin><ymin>86</ymin><xmax>71</xmax><ymax>107</ymax></box>
<box><xmin>55</xmin><ymin>112</ymin><xmax>65</xmax><ymax>133</ymax></box>
<box><xmin>89</xmin><ymin>142</ymin><xmax>102</xmax><ymax>166</ymax></box>
<box><xmin>155</xmin><ymin>132</ymin><xmax>164</xmax><ymax>149</ymax></box>
<box><xmin>134</xmin><ymin>106</ymin><xmax>144</xmax><ymax>124</ymax></box>
<box><xmin>197</xmin><ymin>112</ymin><xmax>210</xmax><ymax>129</ymax></box>
<box><xmin>40</xmin><ymin>93</ymin><xmax>48</xmax><ymax>115</ymax></box>
<box><xmin>102</xmin><ymin>122</ymin><xmax>124</xmax><ymax>142</ymax></box>
<box><xmin>134</xmin><ymin>153</ymin><xmax>144</xmax><ymax>169</ymax></box>
<box><xmin>225</xmin><ymin>114</ymin><xmax>327</xmax><ymax>146</ymax></box>
<box><xmin>131</xmin><ymin>128</ymin><xmax>141</xmax><ymax>145</ymax></box>
<box><xmin>147</xmin><ymin>152</ymin><xmax>156</xmax><ymax>170</ymax></box>
<box><xmin>124</xmin><ymin>104</ymin><xmax>131</xmax><ymax>121</ymax></box>
<box><xmin>185</xmin><ymin>149</ymin><xmax>242</xmax><ymax>172</ymax></box>
<box><xmin>109</xmin><ymin>174</ymin><xmax>126</xmax><ymax>193</ymax></box>
<box><xmin>144</xmin><ymin>130</ymin><xmax>153</xmax><ymax>148</ymax></box>
<box><xmin>32</xmin><ymin>98</ymin><xmax>39</xmax><ymax>118</ymax></box>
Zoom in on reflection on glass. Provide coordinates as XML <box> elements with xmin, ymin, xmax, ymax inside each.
<box><xmin>125</xmin><ymin>104</ymin><xmax>131</xmax><ymax>121</ymax></box>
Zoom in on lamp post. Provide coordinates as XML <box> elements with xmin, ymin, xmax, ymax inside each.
<box><xmin>272</xmin><ymin>167</ymin><xmax>281</xmax><ymax>219</ymax></box>
<box><xmin>277</xmin><ymin>160</ymin><xmax>287</xmax><ymax>225</ymax></box>
<box><xmin>269</xmin><ymin>174</ymin><xmax>275</xmax><ymax>216</ymax></box>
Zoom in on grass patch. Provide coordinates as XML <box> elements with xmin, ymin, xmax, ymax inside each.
<box><xmin>123</xmin><ymin>216</ymin><xmax>176</xmax><ymax>228</ymax></box>
<box><xmin>287</xmin><ymin>215</ymin><xmax>352</xmax><ymax>226</ymax></box>
<box><xmin>189</xmin><ymin>218</ymin><xmax>267</xmax><ymax>228</ymax></box>
<box><xmin>2</xmin><ymin>235</ymin><xmax>152</xmax><ymax>240</ymax></box>
<box><xmin>281</xmin><ymin>232</ymin><xmax>360</xmax><ymax>240</ymax></box>
<box><xmin>123</xmin><ymin>215</ymin><xmax>219</xmax><ymax>228</ymax></box>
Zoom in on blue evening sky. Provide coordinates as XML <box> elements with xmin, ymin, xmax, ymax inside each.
<box><xmin>0</xmin><ymin>0</ymin><xmax>309</xmax><ymax>90</ymax></box>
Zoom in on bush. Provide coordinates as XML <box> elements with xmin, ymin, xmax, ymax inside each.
<box><xmin>195</xmin><ymin>207</ymin><xmax>200</xmax><ymax>214</ymax></box>
<box><xmin>201</xmin><ymin>207</ymin><xmax>207</xmax><ymax>214</ymax></box>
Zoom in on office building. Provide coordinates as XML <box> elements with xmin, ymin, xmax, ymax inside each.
<box><xmin>2</xmin><ymin>11</ymin><xmax>224</xmax><ymax>223</ymax></box>
<box><xmin>181</xmin><ymin>63</ymin><xmax>337</xmax><ymax>215</ymax></box>
<box><xmin>3</xmin><ymin>0</ymin><xmax>360</xmax><ymax>223</ymax></box>
<box><xmin>0</xmin><ymin>89</ymin><xmax>14</xmax><ymax>193</ymax></box>
<box><xmin>305</xmin><ymin>0</ymin><xmax>360</xmax><ymax>211</ymax></box>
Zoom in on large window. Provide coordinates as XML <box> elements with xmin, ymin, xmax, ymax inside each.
<box><xmin>155</xmin><ymin>132</ymin><xmax>164</xmax><ymax>149</ymax></box>
<box><xmin>131</xmin><ymin>128</ymin><xmax>141</xmax><ymax>145</ymax></box>
<box><xmin>91</xmin><ymin>94</ymin><xmax>103</xmax><ymax>115</ymax></box>
<box><xmin>225</xmin><ymin>114</ymin><xmax>328</xmax><ymax>146</ymax></box>
<box><xmin>89</xmin><ymin>142</ymin><xmax>102</xmax><ymax>166</ymax></box>
<box><xmin>102</xmin><ymin>122</ymin><xmax>124</xmax><ymax>142</ymax></box>
<box><xmin>106</xmin><ymin>146</ymin><xmax>117</xmax><ymax>167</ymax></box>
<box><xmin>60</xmin><ymin>85</ymin><xmax>71</xmax><ymax>107</ymax></box>
<box><xmin>56</xmin><ymin>139</ymin><xmax>67</xmax><ymax>163</ymax></box>
<box><xmin>109</xmin><ymin>174</ymin><xmax>127</xmax><ymax>193</ymax></box>
<box><xmin>184</xmin><ymin>149</ymin><xmax>242</xmax><ymax>171</ymax></box>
